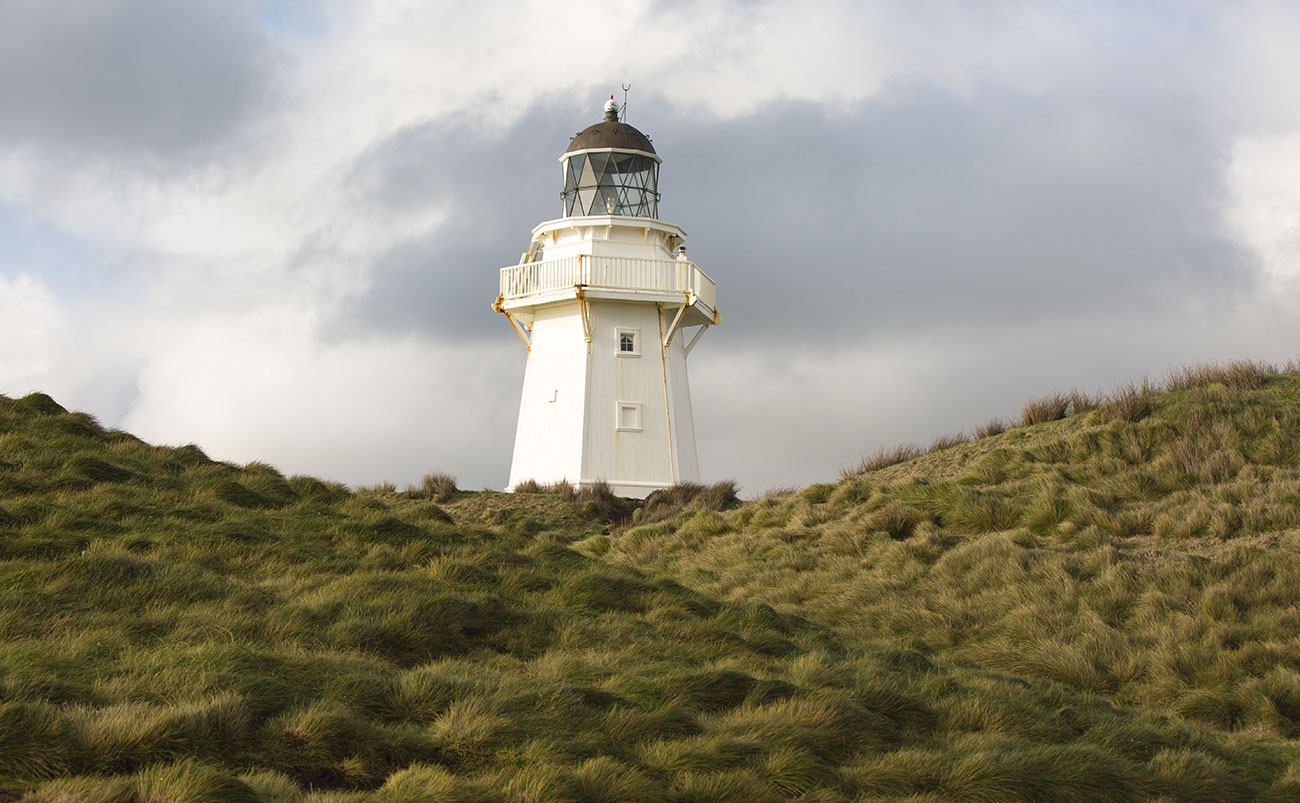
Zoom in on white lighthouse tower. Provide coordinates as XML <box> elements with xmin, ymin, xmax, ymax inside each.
<box><xmin>494</xmin><ymin>98</ymin><xmax>719</xmax><ymax>498</ymax></box>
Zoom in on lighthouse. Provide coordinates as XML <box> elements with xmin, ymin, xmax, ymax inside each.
<box><xmin>494</xmin><ymin>98</ymin><xmax>719</xmax><ymax>498</ymax></box>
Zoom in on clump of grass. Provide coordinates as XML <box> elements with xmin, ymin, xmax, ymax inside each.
<box><xmin>666</xmin><ymin>768</ymin><xmax>775</xmax><ymax>803</ymax></box>
<box><xmin>63</xmin><ymin>454</ymin><xmax>133</xmax><ymax>484</ymax></box>
<box><xmin>972</xmin><ymin>418</ymin><xmax>1007</xmax><ymax>439</ymax></box>
<box><xmin>134</xmin><ymin>759</ymin><xmax>261</xmax><ymax>803</ymax></box>
<box><xmin>512</xmin><ymin>478</ymin><xmax>573</xmax><ymax>495</ymax></box>
<box><xmin>1169</xmin><ymin>360</ymin><xmax>1276</xmax><ymax>391</ymax></box>
<box><xmin>842</xmin><ymin>443</ymin><xmax>923</xmax><ymax>478</ymax></box>
<box><xmin>939</xmin><ymin>742</ymin><xmax>1143</xmax><ymax>802</ymax></box>
<box><xmin>568</xmin><ymin>755</ymin><xmax>661</xmax><ymax>802</ymax></box>
<box><xmin>604</xmin><ymin>704</ymin><xmax>701</xmax><ymax>745</ymax></box>
<box><xmin>1104</xmin><ymin>380</ymin><xmax>1156</xmax><ymax>423</ymax></box>
<box><xmin>928</xmin><ymin>432</ymin><xmax>970</xmax><ymax>452</ymax></box>
<box><xmin>22</xmin><ymin>776</ymin><xmax>135</xmax><ymax>803</ymax></box>
<box><xmin>428</xmin><ymin>699</ymin><xmax>512</xmax><ymax>771</ymax></box>
<box><xmin>1020</xmin><ymin>393</ymin><xmax>1071</xmax><ymax>426</ymax></box>
<box><xmin>1147</xmin><ymin>748</ymin><xmax>1253</xmax><ymax>802</ymax></box>
<box><xmin>75</xmin><ymin>695</ymin><xmax>251</xmax><ymax>773</ymax></box>
<box><xmin>666</xmin><ymin>669</ymin><xmax>760</xmax><ymax>712</ymax></box>
<box><xmin>939</xmin><ymin>490</ymin><xmax>1020</xmax><ymax>534</ymax></box>
<box><xmin>285</xmin><ymin>474</ymin><xmax>349</xmax><ymax>504</ymax></box>
<box><xmin>638</xmin><ymin>481</ymin><xmax>741</xmax><ymax>523</ymax></box>
<box><xmin>0</xmin><ymin>701</ymin><xmax>78</xmax><ymax>780</ymax></box>
<box><xmin>19</xmin><ymin>392</ymin><xmax>67</xmax><ymax>417</ymax></box>
<box><xmin>416</xmin><ymin>472</ymin><xmax>458</xmax><ymax>502</ymax></box>
<box><xmin>843</xmin><ymin>747</ymin><xmax>946</xmax><ymax>797</ymax></box>
<box><xmin>260</xmin><ymin>702</ymin><xmax>384</xmax><ymax>788</ymax></box>
<box><xmin>378</xmin><ymin>763</ymin><xmax>501</xmax><ymax>802</ymax></box>
<box><xmin>570</xmin><ymin>480</ymin><xmax>635</xmax><ymax>523</ymax></box>
<box><xmin>1068</xmin><ymin>388</ymin><xmax>1100</xmax><ymax>415</ymax></box>
<box><xmin>862</xmin><ymin>502</ymin><xmax>928</xmax><ymax>540</ymax></box>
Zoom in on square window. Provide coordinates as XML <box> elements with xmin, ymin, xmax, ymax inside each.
<box><xmin>617</xmin><ymin>328</ymin><xmax>639</xmax><ymax>356</ymax></box>
<box><xmin>617</xmin><ymin>402</ymin><xmax>642</xmax><ymax>431</ymax></box>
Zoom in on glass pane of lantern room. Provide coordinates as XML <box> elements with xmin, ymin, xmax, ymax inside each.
<box><xmin>612</xmin><ymin>154</ymin><xmax>632</xmax><ymax>177</ymax></box>
<box><xmin>578</xmin><ymin>156</ymin><xmax>597</xmax><ymax>189</ymax></box>
<box><xmin>586</xmin><ymin>153</ymin><xmax>609</xmax><ymax>184</ymax></box>
<box><xmin>565</xmin><ymin>156</ymin><xmax>584</xmax><ymax>192</ymax></box>
<box><xmin>597</xmin><ymin>184</ymin><xmax>620</xmax><ymax>215</ymax></box>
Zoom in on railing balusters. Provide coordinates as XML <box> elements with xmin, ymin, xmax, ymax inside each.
<box><xmin>500</xmin><ymin>255</ymin><xmax>716</xmax><ymax>311</ymax></box>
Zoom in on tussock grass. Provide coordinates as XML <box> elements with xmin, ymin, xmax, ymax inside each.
<box><xmin>637</xmin><ymin>481</ymin><xmax>741</xmax><ymax>524</ymax></box>
<box><xmin>1</xmin><ymin>702</ymin><xmax>79</xmax><ymax>780</ymax></box>
<box><xmin>1106</xmin><ymin>379</ymin><xmax>1157</xmax><ymax>423</ymax></box>
<box><xmin>1168</xmin><ymin>359</ymin><xmax>1278</xmax><ymax>391</ymax></box>
<box><xmin>8</xmin><ymin>364</ymin><xmax>1300</xmax><ymax>800</ymax></box>
<box><xmin>928</xmin><ymin>432</ymin><xmax>970</xmax><ymax>452</ymax></box>
<box><xmin>1021</xmin><ymin>392</ymin><xmax>1072</xmax><ymax>426</ymax></box>
<box><xmin>135</xmin><ymin>760</ymin><xmax>261</xmax><ymax>803</ymax></box>
<box><xmin>972</xmin><ymin>418</ymin><xmax>1008</xmax><ymax>439</ymax></box>
<box><xmin>841</xmin><ymin>442</ymin><xmax>923</xmax><ymax>478</ymax></box>
<box><xmin>416</xmin><ymin>472</ymin><xmax>458</xmax><ymax>502</ymax></box>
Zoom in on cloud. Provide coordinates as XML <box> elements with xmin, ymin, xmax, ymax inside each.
<box><xmin>1228</xmin><ymin>130</ymin><xmax>1300</xmax><ymax>301</ymax></box>
<box><xmin>0</xmin><ymin>274</ymin><xmax>63</xmax><ymax>390</ymax></box>
<box><xmin>120</xmin><ymin>313</ymin><xmax>523</xmax><ymax>487</ymax></box>
<box><xmin>2</xmin><ymin>0</ymin><xmax>1299</xmax><ymax>494</ymax></box>
<box><xmin>0</xmin><ymin>0</ymin><xmax>281</xmax><ymax>163</ymax></box>
<box><xmin>665</xmin><ymin>84</ymin><xmax>1250</xmax><ymax>342</ymax></box>
<box><xmin>334</xmin><ymin>78</ymin><xmax>1250</xmax><ymax>350</ymax></box>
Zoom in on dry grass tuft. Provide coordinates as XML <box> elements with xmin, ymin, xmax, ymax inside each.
<box><xmin>928</xmin><ymin>432</ymin><xmax>970</xmax><ymax>452</ymax></box>
<box><xmin>972</xmin><ymin>418</ymin><xmax>1007</xmax><ymax>439</ymax></box>
<box><xmin>841</xmin><ymin>443</ymin><xmax>923</xmax><ymax>478</ymax></box>
<box><xmin>1020</xmin><ymin>393</ymin><xmax>1071</xmax><ymax>426</ymax></box>
<box><xmin>418</xmin><ymin>472</ymin><xmax>458</xmax><ymax>502</ymax></box>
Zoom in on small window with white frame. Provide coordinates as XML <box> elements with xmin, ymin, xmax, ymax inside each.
<box><xmin>616</xmin><ymin>328</ymin><xmax>639</xmax><ymax>356</ymax></box>
<box><xmin>616</xmin><ymin>402</ymin><xmax>642</xmax><ymax>432</ymax></box>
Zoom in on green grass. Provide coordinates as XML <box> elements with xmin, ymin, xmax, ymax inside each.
<box><xmin>6</xmin><ymin>364</ymin><xmax>1300</xmax><ymax>800</ymax></box>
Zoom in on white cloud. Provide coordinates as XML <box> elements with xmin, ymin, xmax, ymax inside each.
<box><xmin>0</xmin><ymin>273</ymin><xmax>64</xmax><ymax>391</ymax></box>
<box><xmin>2</xmin><ymin>0</ymin><xmax>1300</xmax><ymax>492</ymax></box>
<box><xmin>121</xmin><ymin>308</ymin><xmax>522</xmax><ymax>486</ymax></box>
<box><xmin>1228</xmin><ymin>130</ymin><xmax>1300</xmax><ymax>300</ymax></box>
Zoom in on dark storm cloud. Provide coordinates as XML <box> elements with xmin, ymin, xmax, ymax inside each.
<box><xmin>339</xmin><ymin>101</ymin><xmax>587</xmax><ymax>339</ymax></box>
<box><xmin>339</xmin><ymin>80</ymin><xmax>1248</xmax><ymax>346</ymax></box>
<box><xmin>662</xmin><ymin>83</ymin><xmax>1250</xmax><ymax>341</ymax></box>
<box><xmin>0</xmin><ymin>0</ymin><xmax>280</xmax><ymax>160</ymax></box>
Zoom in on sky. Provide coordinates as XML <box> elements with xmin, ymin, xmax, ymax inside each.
<box><xmin>3</xmin><ymin>0</ymin><xmax>1300</xmax><ymax>494</ymax></box>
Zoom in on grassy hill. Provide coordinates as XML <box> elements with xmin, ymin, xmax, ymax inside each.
<box><xmin>5</xmin><ymin>362</ymin><xmax>1300</xmax><ymax>801</ymax></box>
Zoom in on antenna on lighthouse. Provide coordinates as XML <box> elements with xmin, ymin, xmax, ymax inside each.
<box><xmin>621</xmin><ymin>83</ymin><xmax>631</xmax><ymax>122</ymax></box>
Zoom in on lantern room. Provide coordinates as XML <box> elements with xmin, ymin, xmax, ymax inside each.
<box><xmin>561</xmin><ymin>98</ymin><xmax>661</xmax><ymax>218</ymax></box>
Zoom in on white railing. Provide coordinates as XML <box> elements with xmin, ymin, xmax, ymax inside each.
<box><xmin>499</xmin><ymin>255</ymin><xmax>716</xmax><ymax>310</ymax></box>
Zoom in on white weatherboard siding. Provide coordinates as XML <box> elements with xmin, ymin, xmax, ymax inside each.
<box><xmin>665</xmin><ymin>334</ymin><xmax>700</xmax><ymax>482</ymax></box>
<box><xmin>506</xmin><ymin>296</ymin><xmax>703</xmax><ymax>498</ymax></box>
<box><xmin>506</xmin><ymin>302</ymin><xmax>588</xmax><ymax>488</ymax></box>
<box><xmin>586</xmin><ymin>301</ymin><xmax>675</xmax><ymax>491</ymax></box>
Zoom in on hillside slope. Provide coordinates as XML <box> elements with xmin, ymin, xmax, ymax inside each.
<box><xmin>3</xmin><ymin>370</ymin><xmax>1300</xmax><ymax>801</ymax></box>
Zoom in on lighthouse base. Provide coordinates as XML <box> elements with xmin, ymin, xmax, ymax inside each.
<box><xmin>505</xmin><ymin>478</ymin><xmax>673</xmax><ymax>501</ymax></box>
<box><xmin>506</xmin><ymin>297</ymin><xmax>700</xmax><ymax>498</ymax></box>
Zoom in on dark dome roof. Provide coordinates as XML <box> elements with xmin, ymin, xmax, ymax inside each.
<box><xmin>564</xmin><ymin>108</ymin><xmax>656</xmax><ymax>156</ymax></box>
